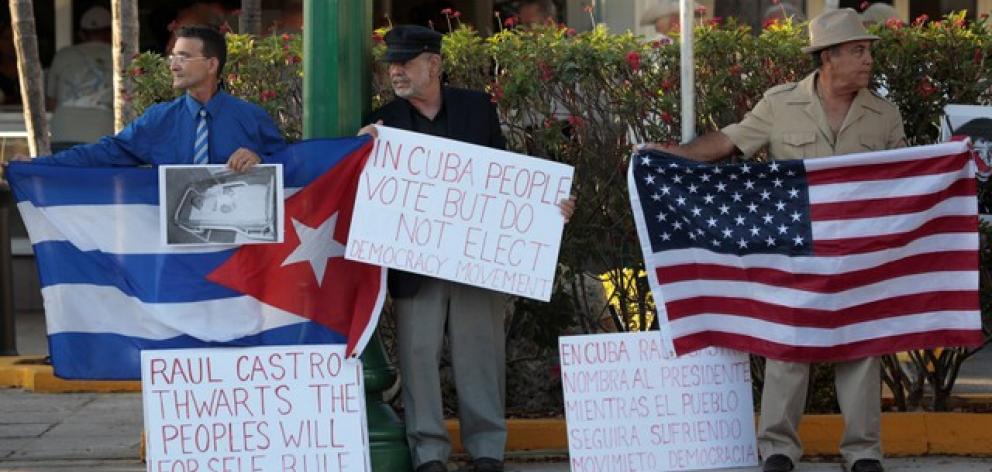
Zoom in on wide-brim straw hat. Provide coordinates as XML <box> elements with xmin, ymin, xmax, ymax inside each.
<box><xmin>801</xmin><ymin>8</ymin><xmax>879</xmax><ymax>54</ymax></box>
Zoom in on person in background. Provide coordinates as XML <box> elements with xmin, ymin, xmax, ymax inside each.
<box><xmin>46</xmin><ymin>6</ymin><xmax>114</xmax><ymax>149</ymax></box>
<box><xmin>640</xmin><ymin>0</ymin><xmax>701</xmax><ymax>41</ymax></box>
<box><xmin>641</xmin><ymin>9</ymin><xmax>902</xmax><ymax>472</ymax></box>
<box><xmin>11</xmin><ymin>25</ymin><xmax>283</xmax><ymax>169</ymax></box>
<box><xmin>516</xmin><ymin>0</ymin><xmax>557</xmax><ymax>26</ymax></box>
<box><xmin>861</xmin><ymin>2</ymin><xmax>901</xmax><ymax>25</ymax></box>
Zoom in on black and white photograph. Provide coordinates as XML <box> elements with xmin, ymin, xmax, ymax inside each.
<box><xmin>159</xmin><ymin>164</ymin><xmax>284</xmax><ymax>246</ymax></box>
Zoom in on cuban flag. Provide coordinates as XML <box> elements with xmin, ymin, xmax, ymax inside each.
<box><xmin>6</xmin><ymin>137</ymin><xmax>386</xmax><ymax>379</ymax></box>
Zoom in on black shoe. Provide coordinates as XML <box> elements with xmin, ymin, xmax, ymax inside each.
<box><xmin>851</xmin><ymin>459</ymin><xmax>884</xmax><ymax>472</ymax></box>
<box><xmin>762</xmin><ymin>454</ymin><xmax>794</xmax><ymax>472</ymax></box>
<box><xmin>469</xmin><ymin>457</ymin><xmax>504</xmax><ymax>472</ymax></box>
<box><xmin>415</xmin><ymin>460</ymin><xmax>447</xmax><ymax>472</ymax></box>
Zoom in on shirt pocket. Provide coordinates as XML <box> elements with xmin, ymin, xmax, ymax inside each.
<box><xmin>859</xmin><ymin>134</ymin><xmax>886</xmax><ymax>151</ymax></box>
<box><xmin>778</xmin><ymin>131</ymin><xmax>817</xmax><ymax>159</ymax></box>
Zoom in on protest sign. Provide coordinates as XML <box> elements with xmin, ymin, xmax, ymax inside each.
<box><xmin>559</xmin><ymin>332</ymin><xmax>758</xmax><ymax>471</ymax></box>
<box><xmin>345</xmin><ymin>126</ymin><xmax>574</xmax><ymax>301</ymax></box>
<box><xmin>141</xmin><ymin>345</ymin><xmax>369</xmax><ymax>472</ymax></box>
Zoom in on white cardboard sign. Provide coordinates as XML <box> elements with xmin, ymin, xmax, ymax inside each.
<box><xmin>141</xmin><ymin>345</ymin><xmax>369</xmax><ymax>472</ymax></box>
<box><xmin>345</xmin><ymin>126</ymin><xmax>574</xmax><ymax>301</ymax></box>
<box><xmin>559</xmin><ymin>332</ymin><xmax>758</xmax><ymax>471</ymax></box>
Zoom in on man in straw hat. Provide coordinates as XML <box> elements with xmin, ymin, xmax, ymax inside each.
<box><xmin>641</xmin><ymin>8</ymin><xmax>904</xmax><ymax>472</ymax></box>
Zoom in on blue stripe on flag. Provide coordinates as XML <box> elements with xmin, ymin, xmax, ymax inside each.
<box><xmin>49</xmin><ymin>322</ymin><xmax>347</xmax><ymax>379</ymax></box>
<box><xmin>34</xmin><ymin>241</ymin><xmax>241</xmax><ymax>302</ymax></box>
<box><xmin>7</xmin><ymin>136</ymin><xmax>373</xmax><ymax>207</ymax></box>
<box><xmin>8</xmin><ymin>164</ymin><xmax>159</xmax><ymax>206</ymax></box>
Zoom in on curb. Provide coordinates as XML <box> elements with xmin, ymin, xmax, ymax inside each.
<box><xmin>0</xmin><ymin>356</ymin><xmax>140</xmax><ymax>393</ymax></box>
<box><xmin>447</xmin><ymin>414</ymin><xmax>992</xmax><ymax>456</ymax></box>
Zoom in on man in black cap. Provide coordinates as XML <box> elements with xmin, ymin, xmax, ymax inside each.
<box><xmin>359</xmin><ymin>24</ymin><xmax>573</xmax><ymax>472</ymax></box>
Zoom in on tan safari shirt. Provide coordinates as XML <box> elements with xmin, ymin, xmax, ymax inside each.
<box><xmin>722</xmin><ymin>70</ymin><xmax>906</xmax><ymax>160</ymax></box>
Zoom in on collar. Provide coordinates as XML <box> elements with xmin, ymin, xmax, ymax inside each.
<box><xmin>184</xmin><ymin>89</ymin><xmax>228</xmax><ymax>118</ymax></box>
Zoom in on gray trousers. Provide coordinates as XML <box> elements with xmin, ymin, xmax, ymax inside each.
<box><xmin>757</xmin><ymin>357</ymin><xmax>882</xmax><ymax>467</ymax></box>
<box><xmin>394</xmin><ymin>277</ymin><xmax>508</xmax><ymax>467</ymax></box>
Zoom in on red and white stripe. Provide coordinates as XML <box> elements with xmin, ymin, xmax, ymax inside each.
<box><xmin>641</xmin><ymin>141</ymin><xmax>983</xmax><ymax>362</ymax></box>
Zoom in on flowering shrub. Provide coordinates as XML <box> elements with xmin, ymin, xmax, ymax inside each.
<box><xmin>129</xmin><ymin>33</ymin><xmax>303</xmax><ymax>140</ymax></box>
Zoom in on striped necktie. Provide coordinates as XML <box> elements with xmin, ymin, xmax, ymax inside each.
<box><xmin>193</xmin><ymin>108</ymin><xmax>209</xmax><ymax>164</ymax></box>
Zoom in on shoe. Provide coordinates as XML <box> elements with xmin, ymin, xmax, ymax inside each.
<box><xmin>851</xmin><ymin>459</ymin><xmax>884</xmax><ymax>472</ymax></box>
<box><xmin>469</xmin><ymin>457</ymin><xmax>504</xmax><ymax>472</ymax></box>
<box><xmin>762</xmin><ymin>454</ymin><xmax>794</xmax><ymax>472</ymax></box>
<box><xmin>415</xmin><ymin>461</ymin><xmax>448</xmax><ymax>472</ymax></box>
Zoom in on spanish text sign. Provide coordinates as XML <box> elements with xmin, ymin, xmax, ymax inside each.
<box><xmin>345</xmin><ymin>126</ymin><xmax>574</xmax><ymax>301</ymax></box>
<box><xmin>141</xmin><ymin>345</ymin><xmax>370</xmax><ymax>472</ymax></box>
<box><xmin>559</xmin><ymin>332</ymin><xmax>758</xmax><ymax>471</ymax></box>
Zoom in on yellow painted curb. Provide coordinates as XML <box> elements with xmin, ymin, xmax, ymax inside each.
<box><xmin>445</xmin><ymin>413</ymin><xmax>992</xmax><ymax>455</ymax></box>
<box><xmin>0</xmin><ymin>356</ymin><xmax>140</xmax><ymax>393</ymax></box>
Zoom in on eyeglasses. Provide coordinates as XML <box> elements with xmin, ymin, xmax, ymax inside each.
<box><xmin>167</xmin><ymin>55</ymin><xmax>210</xmax><ymax>65</ymax></box>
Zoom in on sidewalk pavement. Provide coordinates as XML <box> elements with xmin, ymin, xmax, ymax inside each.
<box><xmin>1</xmin><ymin>388</ymin><xmax>991</xmax><ymax>471</ymax></box>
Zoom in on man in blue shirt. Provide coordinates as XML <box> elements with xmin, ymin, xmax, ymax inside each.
<box><xmin>13</xmin><ymin>25</ymin><xmax>285</xmax><ymax>169</ymax></box>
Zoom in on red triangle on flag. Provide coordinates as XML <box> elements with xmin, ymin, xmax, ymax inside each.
<box><xmin>207</xmin><ymin>141</ymin><xmax>385</xmax><ymax>355</ymax></box>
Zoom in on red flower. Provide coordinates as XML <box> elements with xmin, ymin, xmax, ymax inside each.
<box><xmin>566</xmin><ymin>28</ymin><xmax>577</xmax><ymax>37</ymax></box>
<box><xmin>227</xmin><ymin>73</ymin><xmax>239</xmax><ymax>82</ymax></box>
<box><xmin>490</xmin><ymin>83</ymin><xmax>504</xmax><ymax>103</ymax></box>
<box><xmin>914</xmin><ymin>14</ymin><xmax>929</xmax><ymax>26</ymax></box>
<box><xmin>762</xmin><ymin>18</ymin><xmax>778</xmax><ymax>29</ymax></box>
<box><xmin>771</xmin><ymin>0</ymin><xmax>780</xmax><ymax>4</ymax></box>
<box><xmin>859</xmin><ymin>1</ymin><xmax>870</xmax><ymax>10</ymax></box>
<box><xmin>916</xmin><ymin>77</ymin><xmax>936</xmax><ymax>97</ymax></box>
<box><xmin>650</xmin><ymin>39</ymin><xmax>662</xmax><ymax>48</ymax></box>
<box><xmin>372</xmin><ymin>32</ymin><xmax>384</xmax><ymax>43</ymax></box>
<box><xmin>259</xmin><ymin>90</ymin><xmax>278</xmax><ymax>102</ymax></box>
<box><xmin>729</xmin><ymin>63</ymin><xmax>742</xmax><ymax>76</ymax></box>
<box><xmin>504</xmin><ymin>15</ymin><xmax>518</xmax><ymax>27</ymax></box>
<box><xmin>885</xmin><ymin>17</ymin><xmax>904</xmax><ymax>29</ymax></box>
<box><xmin>567</xmin><ymin>115</ymin><xmax>585</xmax><ymax>128</ymax></box>
<box><xmin>452</xmin><ymin>11</ymin><xmax>461</xmax><ymax>18</ymax></box>
<box><xmin>287</xmin><ymin>54</ymin><xmax>302</xmax><ymax>64</ymax></box>
<box><xmin>539</xmin><ymin>62</ymin><xmax>554</xmax><ymax>81</ymax></box>
<box><xmin>660</xmin><ymin>79</ymin><xmax>674</xmax><ymax>91</ymax></box>
<box><xmin>130</xmin><ymin>67</ymin><xmax>144</xmax><ymax>77</ymax></box>
<box><xmin>219</xmin><ymin>22</ymin><xmax>232</xmax><ymax>34</ymax></box>
<box><xmin>440</xmin><ymin>8</ymin><xmax>453</xmax><ymax>15</ymax></box>
<box><xmin>282</xmin><ymin>33</ymin><xmax>292</xmax><ymax>42</ymax></box>
<box><xmin>707</xmin><ymin>17</ymin><xmax>723</xmax><ymax>26</ymax></box>
<box><xmin>625</xmin><ymin>51</ymin><xmax>641</xmax><ymax>71</ymax></box>
<box><xmin>954</xmin><ymin>17</ymin><xmax>967</xmax><ymax>28</ymax></box>
<box><xmin>543</xmin><ymin>118</ymin><xmax>555</xmax><ymax>129</ymax></box>
<box><xmin>694</xmin><ymin>5</ymin><xmax>707</xmax><ymax>15</ymax></box>
<box><xmin>661</xmin><ymin>111</ymin><xmax>674</xmax><ymax>124</ymax></box>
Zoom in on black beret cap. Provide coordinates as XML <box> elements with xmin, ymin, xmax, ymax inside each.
<box><xmin>383</xmin><ymin>25</ymin><xmax>442</xmax><ymax>63</ymax></box>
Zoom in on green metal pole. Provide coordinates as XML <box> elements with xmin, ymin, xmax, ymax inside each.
<box><xmin>303</xmin><ymin>2</ymin><xmax>411</xmax><ymax>470</ymax></box>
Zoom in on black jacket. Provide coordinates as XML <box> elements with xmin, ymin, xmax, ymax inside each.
<box><xmin>368</xmin><ymin>86</ymin><xmax>506</xmax><ymax>298</ymax></box>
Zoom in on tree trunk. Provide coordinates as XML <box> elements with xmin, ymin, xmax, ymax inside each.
<box><xmin>8</xmin><ymin>0</ymin><xmax>49</xmax><ymax>156</ymax></box>
<box><xmin>112</xmin><ymin>0</ymin><xmax>139</xmax><ymax>132</ymax></box>
<box><xmin>239</xmin><ymin>0</ymin><xmax>262</xmax><ymax>35</ymax></box>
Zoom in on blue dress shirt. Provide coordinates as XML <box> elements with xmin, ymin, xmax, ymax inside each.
<box><xmin>33</xmin><ymin>90</ymin><xmax>286</xmax><ymax>166</ymax></box>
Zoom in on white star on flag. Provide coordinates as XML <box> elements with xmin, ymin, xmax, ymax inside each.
<box><xmin>281</xmin><ymin>213</ymin><xmax>346</xmax><ymax>287</ymax></box>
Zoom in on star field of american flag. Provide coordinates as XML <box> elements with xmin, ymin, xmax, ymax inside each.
<box><xmin>633</xmin><ymin>150</ymin><xmax>814</xmax><ymax>256</ymax></box>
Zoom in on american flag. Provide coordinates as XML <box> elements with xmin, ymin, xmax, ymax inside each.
<box><xmin>629</xmin><ymin>141</ymin><xmax>984</xmax><ymax>362</ymax></box>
